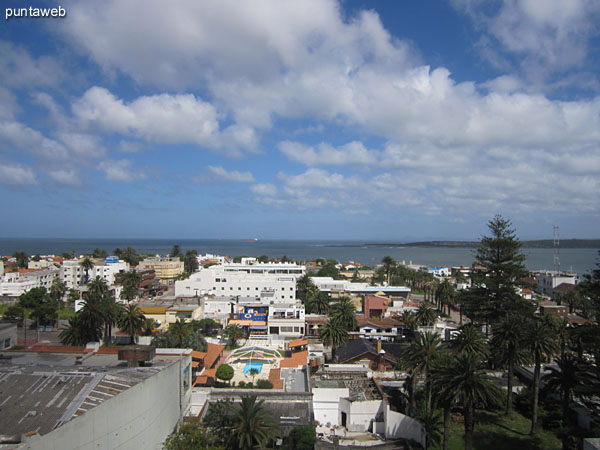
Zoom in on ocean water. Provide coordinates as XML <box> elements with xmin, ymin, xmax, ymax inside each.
<box><xmin>0</xmin><ymin>238</ymin><xmax>597</xmax><ymax>276</ymax></box>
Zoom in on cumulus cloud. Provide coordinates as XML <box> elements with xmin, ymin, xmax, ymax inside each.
<box><xmin>47</xmin><ymin>168</ymin><xmax>82</xmax><ymax>187</ymax></box>
<box><xmin>0</xmin><ymin>162</ymin><xmax>37</xmax><ymax>186</ymax></box>
<box><xmin>452</xmin><ymin>0</ymin><xmax>600</xmax><ymax>86</ymax></box>
<box><xmin>98</xmin><ymin>159</ymin><xmax>145</xmax><ymax>182</ymax></box>
<box><xmin>0</xmin><ymin>41</ymin><xmax>66</xmax><ymax>88</ymax></box>
<box><xmin>278</xmin><ymin>141</ymin><xmax>379</xmax><ymax>166</ymax></box>
<box><xmin>194</xmin><ymin>166</ymin><xmax>255</xmax><ymax>184</ymax></box>
<box><xmin>72</xmin><ymin>87</ymin><xmax>257</xmax><ymax>155</ymax></box>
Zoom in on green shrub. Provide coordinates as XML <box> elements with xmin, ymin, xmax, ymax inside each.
<box><xmin>256</xmin><ymin>379</ymin><xmax>273</xmax><ymax>389</ymax></box>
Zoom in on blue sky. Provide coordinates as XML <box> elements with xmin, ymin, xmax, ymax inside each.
<box><xmin>1</xmin><ymin>0</ymin><xmax>600</xmax><ymax>241</ymax></box>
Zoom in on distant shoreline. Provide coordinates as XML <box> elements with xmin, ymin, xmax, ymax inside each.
<box><xmin>340</xmin><ymin>239</ymin><xmax>600</xmax><ymax>249</ymax></box>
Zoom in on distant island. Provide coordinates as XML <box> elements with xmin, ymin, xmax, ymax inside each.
<box><xmin>342</xmin><ymin>239</ymin><xmax>600</xmax><ymax>249</ymax></box>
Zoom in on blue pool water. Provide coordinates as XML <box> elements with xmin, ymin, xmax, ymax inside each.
<box><xmin>243</xmin><ymin>361</ymin><xmax>263</xmax><ymax>374</ymax></box>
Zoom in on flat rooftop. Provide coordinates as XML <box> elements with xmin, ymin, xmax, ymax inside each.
<box><xmin>312</xmin><ymin>372</ymin><xmax>383</xmax><ymax>401</ymax></box>
<box><xmin>0</xmin><ymin>350</ymin><xmax>184</xmax><ymax>443</ymax></box>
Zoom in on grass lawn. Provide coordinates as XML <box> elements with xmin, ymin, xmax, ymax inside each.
<box><xmin>437</xmin><ymin>410</ymin><xmax>561</xmax><ymax>450</ymax></box>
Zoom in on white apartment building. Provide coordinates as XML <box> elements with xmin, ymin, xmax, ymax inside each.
<box><xmin>535</xmin><ymin>271</ymin><xmax>579</xmax><ymax>295</ymax></box>
<box><xmin>222</xmin><ymin>258</ymin><xmax>305</xmax><ymax>277</ymax></box>
<box><xmin>175</xmin><ymin>265</ymin><xmax>297</xmax><ymax>302</ymax></box>
<box><xmin>310</xmin><ymin>277</ymin><xmax>411</xmax><ymax>298</ymax></box>
<box><xmin>0</xmin><ymin>268</ymin><xmax>60</xmax><ymax>296</ymax></box>
<box><xmin>60</xmin><ymin>259</ymin><xmax>129</xmax><ymax>289</ymax></box>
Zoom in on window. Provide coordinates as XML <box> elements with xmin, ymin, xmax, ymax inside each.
<box><xmin>238</xmin><ymin>287</ymin><xmax>241</xmax><ymax>290</ymax></box>
<box><xmin>281</xmin><ymin>326</ymin><xmax>293</xmax><ymax>333</ymax></box>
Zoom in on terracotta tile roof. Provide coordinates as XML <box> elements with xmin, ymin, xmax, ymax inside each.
<box><xmin>288</xmin><ymin>338</ymin><xmax>308</xmax><ymax>348</ymax></box>
<box><xmin>194</xmin><ymin>376</ymin><xmax>208</xmax><ymax>386</ymax></box>
<box><xmin>358</xmin><ymin>317</ymin><xmax>403</xmax><ymax>329</ymax></box>
<box><xmin>204</xmin><ymin>343</ymin><xmax>225</xmax><ymax>369</ymax></box>
<box><xmin>192</xmin><ymin>361</ymin><xmax>201</xmax><ymax>368</ymax></box>
<box><xmin>268</xmin><ymin>368</ymin><xmax>284</xmax><ymax>389</ymax></box>
<box><xmin>280</xmin><ymin>350</ymin><xmax>307</xmax><ymax>368</ymax></box>
<box><xmin>192</xmin><ymin>351</ymin><xmax>207</xmax><ymax>360</ymax></box>
<box><xmin>138</xmin><ymin>306</ymin><xmax>168</xmax><ymax>314</ymax></box>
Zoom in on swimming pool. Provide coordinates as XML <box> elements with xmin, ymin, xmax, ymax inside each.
<box><xmin>243</xmin><ymin>361</ymin><xmax>263</xmax><ymax>374</ymax></box>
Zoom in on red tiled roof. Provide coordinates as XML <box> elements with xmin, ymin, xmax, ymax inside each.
<box><xmin>191</xmin><ymin>351</ymin><xmax>207</xmax><ymax>360</ymax></box>
<box><xmin>280</xmin><ymin>350</ymin><xmax>307</xmax><ymax>368</ymax></box>
<box><xmin>358</xmin><ymin>317</ymin><xmax>403</xmax><ymax>328</ymax></box>
<box><xmin>268</xmin><ymin>368</ymin><xmax>283</xmax><ymax>389</ymax></box>
<box><xmin>288</xmin><ymin>338</ymin><xmax>307</xmax><ymax>348</ymax></box>
<box><xmin>204</xmin><ymin>343</ymin><xmax>225</xmax><ymax>369</ymax></box>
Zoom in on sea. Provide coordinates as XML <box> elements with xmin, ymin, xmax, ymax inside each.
<box><xmin>0</xmin><ymin>238</ymin><xmax>598</xmax><ymax>276</ymax></box>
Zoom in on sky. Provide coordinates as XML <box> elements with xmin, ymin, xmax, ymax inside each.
<box><xmin>1</xmin><ymin>0</ymin><xmax>600</xmax><ymax>241</ymax></box>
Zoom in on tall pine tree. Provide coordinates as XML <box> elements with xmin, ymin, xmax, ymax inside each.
<box><xmin>464</xmin><ymin>215</ymin><xmax>533</xmax><ymax>333</ymax></box>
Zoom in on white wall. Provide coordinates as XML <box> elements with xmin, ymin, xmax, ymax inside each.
<box><xmin>312</xmin><ymin>388</ymin><xmax>349</xmax><ymax>426</ymax></box>
<box><xmin>339</xmin><ymin>398</ymin><xmax>383</xmax><ymax>432</ymax></box>
<box><xmin>384</xmin><ymin>403</ymin><xmax>425</xmax><ymax>447</ymax></box>
<box><xmin>22</xmin><ymin>356</ymin><xmax>192</xmax><ymax>450</ymax></box>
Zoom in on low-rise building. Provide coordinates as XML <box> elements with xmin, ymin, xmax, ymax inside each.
<box><xmin>139</xmin><ymin>256</ymin><xmax>184</xmax><ymax>285</ymax></box>
<box><xmin>0</xmin><ymin>347</ymin><xmax>192</xmax><ymax>449</ymax></box>
<box><xmin>536</xmin><ymin>271</ymin><xmax>579</xmax><ymax>295</ymax></box>
<box><xmin>268</xmin><ymin>303</ymin><xmax>306</xmax><ymax>338</ymax></box>
<box><xmin>0</xmin><ymin>268</ymin><xmax>60</xmax><ymax>296</ymax></box>
<box><xmin>311</xmin><ymin>277</ymin><xmax>410</xmax><ymax>299</ymax></box>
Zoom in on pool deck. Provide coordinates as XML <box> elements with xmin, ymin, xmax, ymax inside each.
<box><xmin>226</xmin><ymin>343</ymin><xmax>284</xmax><ymax>385</ymax></box>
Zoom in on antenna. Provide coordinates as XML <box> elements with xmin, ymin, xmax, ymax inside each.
<box><xmin>553</xmin><ymin>225</ymin><xmax>560</xmax><ymax>274</ymax></box>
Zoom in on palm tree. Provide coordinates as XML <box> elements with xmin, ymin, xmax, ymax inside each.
<box><xmin>416</xmin><ymin>302</ymin><xmax>437</xmax><ymax>327</ymax></box>
<box><xmin>80</xmin><ymin>257</ymin><xmax>94</xmax><ymax>284</ymax></box>
<box><xmin>430</xmin><ymin>353</ymin><xmax>458</xmax><ymax>450</ymax></box>
<box><xmin>119</xmin><ymin>304</ymin><xmax>145</xmax><ymax>344</ymax></box>
<box><xmin>122</xmin><ymin>269</ymin><xmax>141</xmax><ymax>290</ymax></box>
<box><xmin>319</xmin><ymin>318</ymin><xmax>348</xmax><ymax>362</ymax></box>
<box><xmin>59</xmin><ymin>316</ymin><xmax>89</xmax><ymax>346</ymax></box>
<box><xmin>436</xmin><ymin>279</ymin><xmax>456</xmax><ymax>315</ymax></box>
<box><xmin>407</xmin><ymin>331</ymin><xmax>442</xmax><ymax>415</ymax></box>
<box><xmin>78</xmin><ymin>295</ymin><xmax>104</xmax><ymax>342</ymax></box>
<box><xmin>491</xmin><ymin>314</ymin><xmax>528</xmax><ymax>415</ymax></box>
<box><xmin>401</xmin><ymin>310</ymin><xmax>418</xmax><ymax>339</ymax></box>
<box><xmin>419</xmin><ymin>409</ymin><xmax>443</xmax><ymax>450</ymax></box>
<box><xmin>49</xmin><ymin>276</ymin><xmax>67</xmax><ymax>304</ymax></box>
<box><xmin>120</xmin><ymin>283</ymin><xmax>137</xmax><ymax>303</ymax></box>
<box><xmin>100</xmin><ymin>295</ymin><xmax>122</xmax><ymax>344</ymax></box>
<box><xmin>142</xmin><ymin>318</ymin><xmax>158</xmax><ymax>336</ymax></box>
<box><xmin>169</xmin><ymin>318</ymin><xmax>190</xmax><ymax>347</ymax></box>
<box><xmin>452</xmin><ymin>324</ymin><xmax>488</xmax><ymax>359</ymax></box>
<box><xmin>527</xmin><ymin>319</ymin><xmax>557</xmax><ymax>435</ymax></box>
<box><xmin>382</xmin><ymin>256</ymin><xmax>396</xmax><ymax>284</ymax></box>
<box><xmin>543</xmin><ymin>352</ymin><xmax>594</xmax><ymax>426</ymax></box>
<box><xmin>311</xmin><ymin>292</ymin><xmax>330</xmax><ymax>315</ymax></box>
<box><xmin>330</xmin><ymin>296</ymin><xmax>356</xmax><ymax>330</ymax></box>
<box><xmin>224</xmin><ymin>324</ymin><xmax>244</xmax><ymax>348</ymax></box>
<box><xmin>296</xmin><ymin>274</ymin><xmax>316</xmax><ymax>300</ymax></box>
<box><xmin>435</xmin><ymin>352</ymin><xmax>502</xmax><ymax>450</ymax></box>
<box><xmin>88</xmin><ymin>276</ymin><xmax>109</xmax><ymax>298</ymax></box>
<box><xmin>230</xmin><ymin>395</ymin><xmax>280</xmax><ymax>449</ymax></box>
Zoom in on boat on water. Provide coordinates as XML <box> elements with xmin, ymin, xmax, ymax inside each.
<box><xmin>243</xmin><ymin>238</ymin><xmax>259</xmax><ymax>242</ymax></box>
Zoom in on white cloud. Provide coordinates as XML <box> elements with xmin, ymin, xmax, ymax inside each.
<box><xmin>0</xmin><ymin>162</ymin><xmax>37</xmax><ymax>186</ymax></box>
<box><xmin>452</xmin><ymin>0</ymin><xmax>600</xmax><ymax>85</ymax></box>
<box><xmin>278</xmin><ymin>140</ymin><xmax>378</xmax><ymax>166</ymax></box>
<box><xmin>0</xmin><ymin>41</ymin><xmax>66</xmax><ymax>88</ymax></box>
<box><xmin>98</xmin><ymin>159</ymin><xmax>145</xmax><ymax>182</ymax></box>
<box><xmin>47</xmin><ymin>169</ymin><xmax>81</xmax><ymax>187</ymax></box>
<box><xmin>194</xmin><ymin>166</ymin><xmax>255</xmax><ymax>183</ymax></box>
<box><xmin>72</xmin><ymin>87</ymin><xmax>257</xmax><ymax>156</ymax></box>
<box><xmin>251</xmin><ymin>183</ymin><xmax>278</xmax><ymax>197</ymax></box>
